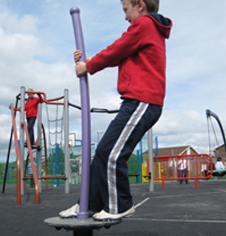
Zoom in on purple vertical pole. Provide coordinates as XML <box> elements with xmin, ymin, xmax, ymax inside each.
<box><xmin>70</xmin><ymin>6</ymin><xmax>91</xmax><ymax>220</ymax></box>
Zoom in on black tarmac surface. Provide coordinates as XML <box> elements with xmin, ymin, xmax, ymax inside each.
<box><xmin>1</xmin><ymin>180</ymin><xmax>226</xmax><ymax>236</ymax></box>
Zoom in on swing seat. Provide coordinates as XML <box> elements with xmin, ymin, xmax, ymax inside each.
<box><xmin>208</xmin><ymin>169</ymin><xmax>226</xmax><ymax>177</ymax></box>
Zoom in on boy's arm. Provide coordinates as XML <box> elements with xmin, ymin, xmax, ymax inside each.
<box><xmin>75</xmin><ymin>18</ymin><xmax>150</xmax><ymax>77</ymax></box>
<box><xmin>37</xmin><ymin>94</ymin><xmax>44</xmax><ymax>104</ymax></box>
<box><xmin>86</xmin><ymin>17</ymin><xmax>148</xmax><ymax>74</ymax></box>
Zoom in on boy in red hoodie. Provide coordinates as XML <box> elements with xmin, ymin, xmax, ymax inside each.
<box><xmin>25</xmin><ymin>88</ymin><xmax>43</xmax><ymax>146</ymax></box>
<box><xmin>60</xmin><ymin>0</ymin><xmax>172</xmax><ymax>220</ymax></box>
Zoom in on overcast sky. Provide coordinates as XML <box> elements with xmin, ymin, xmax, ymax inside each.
<box><xmin>1</xmin><ymin>0</ymin><xmax>226</xmax><ymax>163</ymax></box>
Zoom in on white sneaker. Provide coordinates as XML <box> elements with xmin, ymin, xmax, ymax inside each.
<box><xmin>93</xmin><ymin>205</ymin><xmax>135</xmax><ymax>221</ymax></box>
<box><xmin>59</xmin><ymin>204</ymin><xmax>96</xmax><ymax>218</ymax></box>
<box><xmin>59</xmin><ymin>203</ymin><xmax>79</xmax><ymax>218</ymax></box>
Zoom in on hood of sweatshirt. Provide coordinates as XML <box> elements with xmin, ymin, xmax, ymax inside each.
<box><xmin>148</xmin><ymin>12</ymin><xmax>172</xmax><ymax>39</ymax></box>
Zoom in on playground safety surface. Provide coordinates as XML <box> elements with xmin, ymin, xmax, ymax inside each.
<box><xmin>1</xmin><ymin>180</ymin><xmax>226</xmax><ymax>236</ymax></box>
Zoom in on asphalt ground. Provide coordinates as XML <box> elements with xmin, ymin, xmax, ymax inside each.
<box><xmin>1</xmin><ymin>180</ymin><xmax>226</xmax><ymax>236</ymax></box>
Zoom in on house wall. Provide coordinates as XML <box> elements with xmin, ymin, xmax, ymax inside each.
<box><xmin>214</xmin><ymin>145</ymin><xmax>226</xmax><ymax>159</ymax></box>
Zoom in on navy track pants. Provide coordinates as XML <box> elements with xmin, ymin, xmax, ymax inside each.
<box><xmin>89</xmin><ymin>98</ymin><xmax>162</xmax><ymax>214</ymax></box>
<box><xmin>26</xmin><ymin>117</ymin><xmax>36</xmax><ymax>145</ymax></box>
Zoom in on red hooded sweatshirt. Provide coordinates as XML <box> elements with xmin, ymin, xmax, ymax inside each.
<box><xmin>86</xmin><ymin>13</ymin><xmax>172</xmax><ymax>106</ymax></box>
<box><xmin>25</xmin><ymin>95</ymin><xmax>43</xmax><ymax>118</ymax></box>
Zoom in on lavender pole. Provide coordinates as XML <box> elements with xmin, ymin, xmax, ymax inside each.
<box><xmin>70</xmin><ymin>6</ymin><xmax>91</xmax><ymax>220</ymax></box>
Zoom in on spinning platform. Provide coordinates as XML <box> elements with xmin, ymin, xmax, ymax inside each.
<box><xmin>44</xmin><ymin>216</ymin><xmax>121</xmax><ymax>236</ymax></box>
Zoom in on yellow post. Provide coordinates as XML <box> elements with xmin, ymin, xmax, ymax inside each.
<box><xmin>142</xmin><ymin>162</ymin><xmax>149</xmax><ymax>183</ymax></box>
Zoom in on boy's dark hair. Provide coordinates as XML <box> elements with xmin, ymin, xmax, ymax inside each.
<box><xmin>128</xmin><ymin>0</ymin><xmax>159</xmax><ymax>13</ymax></box>
<box><xmin>217</xmin><ymin>157</ymin><xmax>222</xmax><ymax>162</ymax></box>
<box><xmin>143</xmin><ymin>0</ymin><xmax>159</xmax><ymax>12</ymax></box>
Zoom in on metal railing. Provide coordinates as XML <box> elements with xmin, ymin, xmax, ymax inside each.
<box><xmin>153</xmin><ymin>154</ymin><xmax>213</xmax><ymax>189</ymax></box>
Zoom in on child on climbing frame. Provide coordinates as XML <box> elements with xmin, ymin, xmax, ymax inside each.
<box><xmin>25</xmin><ymin>88</ymin><xmax>43</xmax><ymax>147</ymax></box>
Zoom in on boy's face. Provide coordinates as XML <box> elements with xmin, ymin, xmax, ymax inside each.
<box><xmin>122</xmin><ymin>0</ymin><xmax>140</xmax><ymax>24</ymax></box>
<box><xmin>28</xmin><ymin>93</ymin><xmax>34</xmax><ymax>99</ymax></box>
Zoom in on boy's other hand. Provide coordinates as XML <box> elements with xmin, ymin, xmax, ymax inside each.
<box><xmin>74</xmin><ymin>50</ymin><xmax>82</xmax><ymax>62</ymax></box>
<box><xmin>75</xmin><ymin>61</ymin><xmax>87</xmax><ymax>77</ymax></box>
<box><xmin>74</xmin><ymin>50</ymin><xmax>92</xmax><ymax>63</ymax></box>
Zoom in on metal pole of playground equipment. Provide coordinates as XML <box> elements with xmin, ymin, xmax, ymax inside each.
<box><xmin>56</xmin><ymin>144</ymin><xmax>59</xmax><ymax>187</ymax></box>
<box><xmin>64</xmin><ymin>89</ymin><xmax>70</xmax><ymax>194</ymax></box>
<box><xmin>70</xmin><ymin>6</ymin><xmax>91</xmax><ymax>220</ymax></box>
<box><xmin>148</xmin><ymin>129</ymin><xmax>154</xmax><ymax>192</ymax></box>
<box><xmin>10</xmin><ymin>103</ymin><xmax>21</xmax><ymax>204</ymax></box>
<box><xmin>2</xmin><ymin>95</ymin><xmax>20</xmax><ymax>194</ymax></box>
<box><xmin>37</xmin><ymin>103</ymin><xmax>42</xmax><ymax>192</ymax></box>
<box><xmin>206</xmin><ymin>109</ymin><xmax>226</xmax><ymax>154</ymax></box>
<box><xmin>20</xmin><ymin>86</ymin><xmax>25</xmax><ymax>195</ymax></box>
